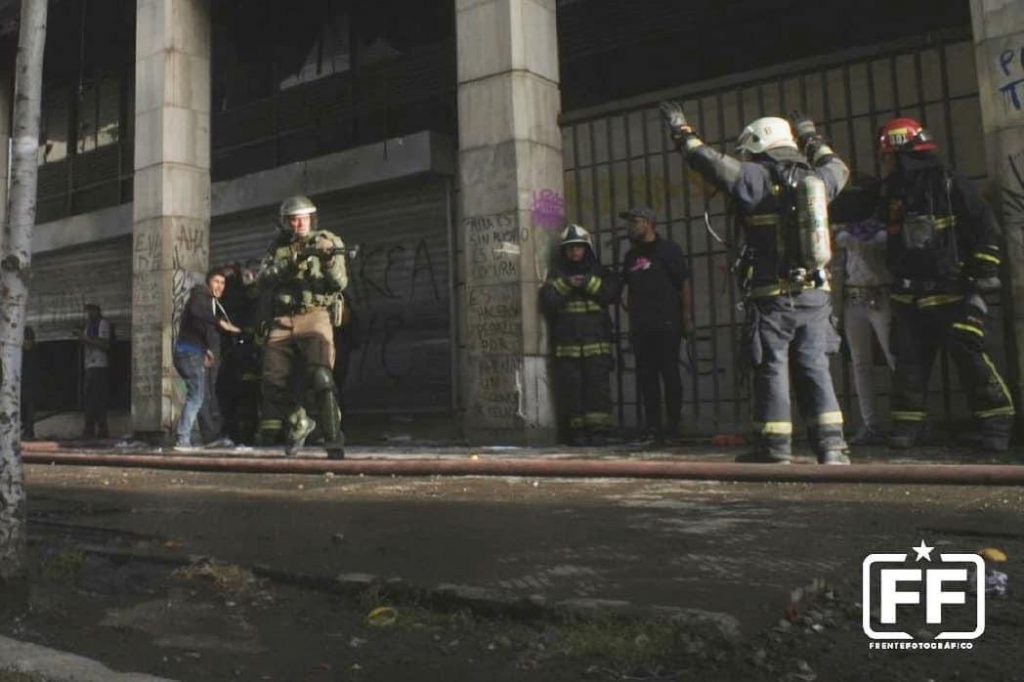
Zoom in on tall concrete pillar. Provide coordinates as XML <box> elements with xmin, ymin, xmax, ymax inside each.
<box><xmin>456</xmin><ymin>0</ymin><xmax>563</xmax><ymax>445</ymax></box>
<box><xmin>972</xmin><ymin>1</ymin><xmax>1024</xmax><ymax>420</ymax></box>
<box><xmin>131</xmin><ymin>0</ymin><xmax>210</xmax><ymax>437</ymax></box>
<box><xmin>0</xmin><ymin>68</ymin><xmax>11</xmax><ymax>255</ymax></box>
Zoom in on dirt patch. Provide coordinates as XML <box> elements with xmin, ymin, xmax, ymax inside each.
<box><xmin>3</xmin><ymin>535</ymin><xmax>1021</xmax><ymax>681</ymax></box>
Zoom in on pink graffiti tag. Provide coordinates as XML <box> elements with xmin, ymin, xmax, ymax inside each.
<box><xmin>531</xmin><ymin>189</ymin><xmax>565</xmax><ymax>231</ymax></box>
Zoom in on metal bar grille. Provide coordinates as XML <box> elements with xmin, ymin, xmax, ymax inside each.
<box><xmin>561</xmin><ymin>31</ymin><xmax>998</xmax><ymax>436</ymax></box>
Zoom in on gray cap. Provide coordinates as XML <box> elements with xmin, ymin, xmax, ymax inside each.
<box><xmin>618</xmin><ymin>206</ymin><xmax>656</xmax><ymax>221</ymax></box>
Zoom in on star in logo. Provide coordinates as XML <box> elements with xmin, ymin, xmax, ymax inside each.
<box><xmin>912</xmin><ymin>540</ymin><xmax>934</xmax><ymax>562</ymax></box>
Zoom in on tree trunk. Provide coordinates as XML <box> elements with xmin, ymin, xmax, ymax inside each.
<box><xmin>0</xmin><ymin>0</ymin><xmax>48</xmax><ymax>582</ymax></box>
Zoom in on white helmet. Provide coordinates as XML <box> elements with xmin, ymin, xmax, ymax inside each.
<box><xmin>559</xmin><ymin>223</ymin><xmax>593</xmax><ymax>249</ymax></box>
<box><xmin>735</xmin><ymin>117</ymin><xmax>797</xmax><ymax>155</ymax></box>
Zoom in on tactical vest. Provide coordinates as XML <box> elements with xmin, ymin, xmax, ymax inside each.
<box><xmin>269</xmin><ymin>230</ymin><xmax>346</xmax><ymax>320</ymax></box>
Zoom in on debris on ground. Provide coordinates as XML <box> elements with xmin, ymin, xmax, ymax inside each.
<box><xmin>172</xmin><ymin>558</ymin><xmax>266</xmax><ymax>597</ymax></box>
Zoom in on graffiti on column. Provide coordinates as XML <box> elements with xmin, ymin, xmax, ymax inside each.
<box><xmin>170</xmin><ymin>224</ymin><xmax>207</xmax><ymax>349</ymax></box>
<box><xmin>1002</xmin><ymin>150</ymin><xmax>1024</xmax><ymax>238</ymax></box>
<box><xmin>470</xmin><ymin>355</ymin><xmax>523</xmax><ymax>422</ymax></box>
<box><xmin>530</xmin><ymin>189</ymin><xmax>565</xmax><ymax>231</ymax></box>
<box><xmin>463</xmin><ymin>210</ymin><xmax>527</xmax><ymax>425</ymax></box>
<box><xmin>998</xmin><ymin>47</ymin><xmax>1024</xmax><ymax>113</ymax></box>
<box><xmin>132</xmin><ymin>226</ymin><xmax>164</xmax><ymax>408</ymax></box>
<box><xmin>465</xmin><ymin>211</ymin><xmax>524</xmax><ymax>283</ymax></box>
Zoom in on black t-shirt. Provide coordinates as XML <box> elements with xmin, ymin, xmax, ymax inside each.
<box><xmin>622</xmin><ymin>235</ymin><xmax>690</xmax><ymax>334</ymax></box>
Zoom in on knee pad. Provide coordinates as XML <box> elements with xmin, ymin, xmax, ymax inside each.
<box><xmin>309</xmin><ymin>365</ymin><xmax>336</xmax><ymax>393</ymax></box>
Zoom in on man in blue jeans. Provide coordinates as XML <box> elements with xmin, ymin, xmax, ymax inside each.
<box><xmin>173</xmin><ymin>268</ymin><xmax>240</xmax><ymax>449</ymax></box>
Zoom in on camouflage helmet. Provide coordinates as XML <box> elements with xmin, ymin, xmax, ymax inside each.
<box><xmin>559</xmin><ymin>223</ymin><xmax>593</xmax><ymax>249</ymax></box>
<box><xmin>278</xmin><ymin>195</ymin><xmax>318</xmax><ymax>232</ymax></box>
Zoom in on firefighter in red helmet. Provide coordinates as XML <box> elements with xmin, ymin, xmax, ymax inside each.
<box><xmin>877</xmin><ymin>117</ymin><xmax>1014</xmax><ymax>451</ymax></box>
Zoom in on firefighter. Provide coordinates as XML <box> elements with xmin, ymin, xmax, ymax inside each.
<box><xmin>659</xmin><ymin>102</ymin><xmax>851</xmax><ymax>464</ymax></box>
<box><xmin>878</xmin><ymin>117</ymin><xmax>1014</xmax><ymax>451</ymax></box>
<box><xmin>256</xmin><ymin>195</ymin><xmax>348</xmax><ymax>459</ymax></box>
<box><xmin>540</xmin><ymin>224</ymin><xmax>620</xmax><ymax>445</ymax></box>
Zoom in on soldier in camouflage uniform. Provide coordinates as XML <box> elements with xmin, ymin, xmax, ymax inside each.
<box><xmin>257</xmin><ymin>195</ymin><xmax>348</xmax><ymax>459</ymax></box>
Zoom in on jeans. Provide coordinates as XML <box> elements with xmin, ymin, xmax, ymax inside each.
<box><xmin>173</xmin><ymin>349</ymin><xmax>206</xmax><ymax>445</ymax></box>
<box><xmin>843</xmin><ymin>292</ymin><xmax>895</xmax><ymax>429</ymax></box>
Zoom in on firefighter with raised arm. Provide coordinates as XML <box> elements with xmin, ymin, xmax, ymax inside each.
<box><xmin>256</xmin><ymin>195</ymin><xmax>348</xmax><ymax>460</ymax></box>
<box><xmin>659</xmin><ymin>102</ymin><xmax>851</xmax><ymax>464</ymax></box>
<box><xmin>878</xmin><ymin>117</ymin><xmax>1014</xmax><ymax>451</ymax></box>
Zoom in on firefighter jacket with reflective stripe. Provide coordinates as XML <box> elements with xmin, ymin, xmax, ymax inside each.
<box><xmin>540</xmin><ymin>261</ymin><xmax>620</xmax><ymax>355</ymax></box>
<box><xmin>880</xmin><ymin>151</ymin><xmax>1002</xmax><ymax>288</ymax></box>
<box><xmin>685</xmin><ymin>145</ymin><xmax>849</xmax><ymax>295</ymax></box>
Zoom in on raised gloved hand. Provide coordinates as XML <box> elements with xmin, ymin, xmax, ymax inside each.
<box><xmin>658</xmin><ymin>101</ymin><xmax>696</xmax><ymax>145</ymax></box>
<box><xmin>788</xmin><ymin>110</ymin><xmax>817</xmax><ymax>143</ymax></box>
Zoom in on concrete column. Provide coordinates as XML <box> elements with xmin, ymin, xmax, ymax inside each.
<box><xmin>456</xmin><ymin>0</ymin><xmax>562</xmax><ymax>444</ymax></box>
<box><xmin>972</xmin><ymin>0</ymin><xmax>1024</xmax><ymax>422</ymax></box>
<box><xmin>0</xmin><ymin>68</ymin><xmax>11</xmax><ymax>255</ymax></box>
<box><xmin>131</xmin><ymin>0</ymin><xmax>210</xmax><ymax>437</ymax></box>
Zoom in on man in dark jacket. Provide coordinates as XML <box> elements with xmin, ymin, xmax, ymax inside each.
<box><xmin>173</xmin><ymin>268</ymin><xmax>241</xmax><ymax>449</ymax></box>
<box><xmin>620</xmin><ymin>207</ymin><xmax>694</xmax><ymax>443</ymax></box>
<box><xmin>877</xmin><ymin>117</ymin><xmax>1014</xmax><ymax>451</ymax></box>
<box><xmin>660</xmin><ymin>102</ymin><xmax>850</xmax><ymax>464</ymax></box>
<box><xmin>541</xmin><ymin>224</ymin><xmax>620</xmax><ymax>445</ymax></box>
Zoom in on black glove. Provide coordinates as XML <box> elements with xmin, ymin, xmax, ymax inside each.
<box><xmin>658</xmin><ymin>101</ymin><xmax>696</xmax><ymax>145</ymax></box>
<box><xmin>790</xmin><ymin>111</ymin><xmax>825</xmax><ymax>155</ymax></box>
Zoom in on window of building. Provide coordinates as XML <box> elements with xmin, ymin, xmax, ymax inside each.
<box><xmin>279</xmin><ymin>0</ymin><xmax>351</xmax><ymax>89</ymax></box>
<box><xmin>76</xmin><ymin>74</ymin><xmax>120</xmax><ymax>154</ymax></box>
<box><xmin>38</xmin><ymin>84</ymin><xmax>70</xmax><ymax>164</ymax></box>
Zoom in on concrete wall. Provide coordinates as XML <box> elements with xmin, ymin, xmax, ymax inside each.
<box><xmin>972</xmin><ymin>0</ymin><xmax>1024</xmax><ymax>424</ymax></box>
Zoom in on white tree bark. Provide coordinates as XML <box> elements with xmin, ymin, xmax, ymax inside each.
<box><xmin>0</xmin><ymin>0</ymin><xmax>47</xmax><ymax>581</ymax></box>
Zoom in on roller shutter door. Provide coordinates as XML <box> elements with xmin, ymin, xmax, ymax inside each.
<box><xmin>210</xmin><ymin>176</ymin><xmax>453</xmax><ymax>413</ymax></box>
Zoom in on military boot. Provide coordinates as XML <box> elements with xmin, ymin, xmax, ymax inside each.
<box><xmin>326</xmin><ymin>429</ymin><xmax>346</xmax><ymax>460</ymax></box>
<box><xmin>285</xmin><ymin>411</ymin><xmax>317</xmax><ymax>457</ymax></box>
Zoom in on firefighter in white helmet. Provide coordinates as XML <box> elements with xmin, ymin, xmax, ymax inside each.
<box><xmin>659</xmin><ymin>102</ymin><xmax>851</xmax><ymax>464</ymax></box>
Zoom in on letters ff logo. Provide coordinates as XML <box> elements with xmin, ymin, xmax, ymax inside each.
<box><xmin>862</xmin><ymin>541</ymin><xmax>985</xmax><ymax>641</ymax></box>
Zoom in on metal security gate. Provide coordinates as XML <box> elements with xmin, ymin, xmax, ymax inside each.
<box><xmin>27</xmin><ymin>237</ymin><xmax>133</xmax><ymax>342</ymax></box>
<box><xmin>210</xmin><ymin>176</ymin><xmax>454</xmax><ymax>414</ymax></box>
<box><xmin>561</xmin><ymin>28</ymin><xmax>998</xmax><ymax>434</ymax></box>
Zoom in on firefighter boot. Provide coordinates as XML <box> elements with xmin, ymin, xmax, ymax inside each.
<box><xmin>980</xmin><ymin>416</ymin><xmax>1012</xmax><ymax>453</ymax></box>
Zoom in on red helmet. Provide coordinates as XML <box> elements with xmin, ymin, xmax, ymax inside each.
<box><xmin>877</xmin><ymin>117</ymin><xmax>937</xmax><ymax>153</ymax></box>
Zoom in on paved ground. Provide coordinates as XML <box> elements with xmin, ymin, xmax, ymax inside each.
<box><xmin>4</xmin><ymin>443</ymin><xmax>1023</xmax><ymax>680</ymax></box>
